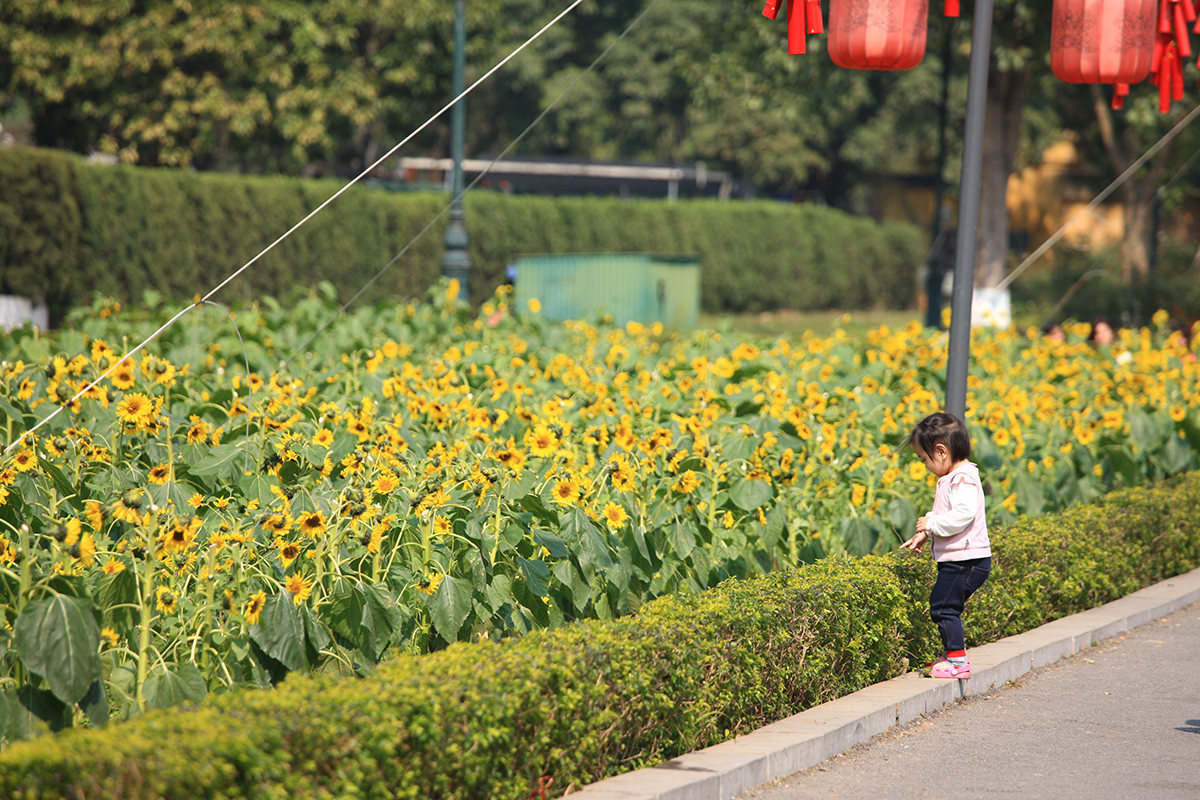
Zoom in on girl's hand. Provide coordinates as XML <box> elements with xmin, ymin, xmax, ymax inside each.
<box><xmin>899</xmin><ymin>531</ymin><xmax>928</xmax><ymax>553</ymax></box>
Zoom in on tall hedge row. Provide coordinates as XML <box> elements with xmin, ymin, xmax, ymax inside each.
<box><xmin>2</xmin><ymin>472</ymin><xmax>1199</xmax><ymax>799</ymax></box>
<box><xmin>0</xmin><ymin>147</ymin><xmax>923</xmax><ymax>322</ymax></box>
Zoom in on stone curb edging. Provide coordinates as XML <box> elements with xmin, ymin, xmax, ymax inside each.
<box><xmin>569</xmin><ymin>567</ymin><xmax>1200</xmax><ymax>800</ymax></box>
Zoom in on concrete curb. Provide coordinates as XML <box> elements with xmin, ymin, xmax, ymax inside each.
<box><xmin>570</xmin><ymin>567</ymin><xmax>1200</xmax><ymax>799</ymax></box>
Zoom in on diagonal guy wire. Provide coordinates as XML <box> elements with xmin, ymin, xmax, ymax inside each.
<box><xmin>283</xmin><ymin>0</ymin><xmax>668</xmax><ymax>368</ymax></box>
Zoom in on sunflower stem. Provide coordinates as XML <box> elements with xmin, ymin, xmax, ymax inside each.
<box><xmin>136</xmin><ymin>545</ymin><xmax>156</xmax><ymax>711</ymax></box>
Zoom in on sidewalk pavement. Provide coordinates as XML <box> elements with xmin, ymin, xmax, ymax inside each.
<box><xmin>571</xmin><ymin>567</ymin><xmax>1200</xmax><ymax>800</ymax></box>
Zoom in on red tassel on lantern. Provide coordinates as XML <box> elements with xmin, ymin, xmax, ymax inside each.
<box><xmin>828</xmin><ymin>0</ymin><xmax>930</xmax><ymax>70</ymax></box>
<box><xmin>1149</xmin><ymin>0</ymin><xmax>1196</xmax><ymax>111</ymax></box>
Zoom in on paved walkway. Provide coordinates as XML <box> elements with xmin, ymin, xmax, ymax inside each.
<box><xmin>574</xmin><ymin>568</ymin><xmax>1200</xmax><ymax>800</ymax></box>
<box><xmin>737</xmin><ymin>599</ymin><xmax>1200</xmax><ymax>800</ymax></box>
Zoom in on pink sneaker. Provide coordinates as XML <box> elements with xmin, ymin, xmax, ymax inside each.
<box><xmin>929</xmin><ymin>659</ymin><xmax>970</xmax><ymax>679</ymax></box>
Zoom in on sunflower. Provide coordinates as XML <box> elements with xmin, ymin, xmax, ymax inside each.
<box><xmin>851</xmin><ymin>484</ymin><xmax>867</xmax><ymax>507</ymax></box>
<box><xmin>110</xmin><ymin>360</ymin><xmax>135</xmax><ymax>390</ymax></box>
<box><xmin>284</xmin><ymin>573</ymin><xmax>313</xmax><ymax>605</ymax></box>
<box><xmin>100</xmin><ymin>627</ymin><xmax>120</xmax><ymax>649</ymax></box>
<box><xmin>147</xmin><ymin>464</ymin><xmax>172</xmax><ymax>485</ymax></box>
<box><xmin>155</xmin><ymin>586</ymin><xmax>178</xmax><ymax>614</ymax></box>
<box><xmin>365</xmin><ymin>521</ymin><xmax>386</xmax><ymax>554</ymax></box>
<box><xmin>187</xmin><ymin>420</ymin><xmax>211</xmax><ymax>444</ymax></box>
<box><xmin>1170</xmin><ymin>405</ymin><xmax>1187</xmax><ymax>422</ymax></box>
<box><xmin>10</xmin><ymin>449</ymin><xmax>37</xmax><ymax>473</ymax></box>
<box><xmin>244</xmin><ymin>590</ymin><xmax>267</xmax><ymax>625</ymax></box>
<box><xmin>526</xmin><ymin>425</ymin><xmax>558</xmax><ymax>458</ymax></box>
<box><xmin>602</xmin><ymin>502</ymin><xmax>629</xmax><ymax>528</ymax></box>
<box><xmin>673</xmin><ymin>470</ymin><xmax>700</xmax><ymax>495</ymax></box>
<box><xmin>261</xmin><ymin>513</ymin><xmax>292</xmax><ymax>535</ymax></box>
<box><xmin>313</xmin><ymin>428</ymin><xmax>335</xmax><ymax>448</ymax></box>
<box><xmin>609</xmin><ymin>458</ymin><xmax>637</xmax><ymax>493</ymax></box>
<box><xmin>373</xmin><ymin>471</ymin><xmax>400</xmax><ymax>495</ymax></box>
<box><xmin>276</xmin><ymin>539</ymin><xmax>302</xmax><ymax>568</ymax></box>
<box><xmin>112</xmin><ymin>492</ymin><xmax>145</xmax><ymax>524</ymax></box>
<box><xmin>84</xmin><ymin>499</ymin><xmax>108</xmax><ymax>531</ymax></box>
<box><xmin>723</xmin><ymin>511</ymin><xmax>736</xmax><ymax>529</ymax></box>
<box><xmin>417</xmin><ymin>572</ymin><xmax>445</xmax><ymax>596</ymax></box>
<box><xmin>296</xmin><ymin>511</ymin><xmax>327</xmax><ymax>538</ymax></box>
<box><xmin>116</xmin><ymin>393</ymin><xmax>154</xmax><ymax>427</ymax></box>
<box><xmin>102</xmin><ymin>557</ymin><xmax>126</xmax><ymax>575</ymax></box>
<box><xmin>159</xmin><ymin>517</ymin><xmax>199</xmax><ymax>555</ymax></box>
<box><xmin>552</xmin><ymin>476</ymin><xmax>581</xmax><ymax>505</ymax></box>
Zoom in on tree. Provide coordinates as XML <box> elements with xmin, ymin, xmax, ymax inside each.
<box><xmin>0</xmin><ymin>0</ymin><xmax>451</xmax><ymax>173</ymax></box>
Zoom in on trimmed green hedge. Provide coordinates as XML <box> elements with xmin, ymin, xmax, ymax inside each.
<box><xmin>2</xmin><ymin>472</ymin><xmax>1200</xmax><ymax>798</ymax></box>
<box><xmin>0</xmin><ymin>147</ymin><xmax>923</xmax><ymax>322</ymax></box>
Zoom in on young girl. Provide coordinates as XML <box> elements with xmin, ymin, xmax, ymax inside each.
<box><xmin>900</xmin><ymin>412</ymin><xmax>992</xmax><ymax>679</ymax></box>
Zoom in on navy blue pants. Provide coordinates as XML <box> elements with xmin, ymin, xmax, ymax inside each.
<box><xmin>930</xmin><ymin>556</ymin><xmax>991</xmax><ymax>653</ymax></box>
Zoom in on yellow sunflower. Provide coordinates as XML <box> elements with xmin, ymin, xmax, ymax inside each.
<box><xmin>552</xmin><ymin>476</ymin><xmax>581</xmax><ymax>505</ymax></box>
<box><xmin>284</xmin><ymin>573</ymin><xmax>313</xmax><ymax>605</ymax></box>
<box><xmin>244</xmin><ymin>590</ymin><xmax>267</xmax><ymax>625</ymax></box>
<box><xmin>296</xmin><ymin>511</ymin><xmax>327</xmax><ymax>538</ymax></box>
<box><xmin>602</xmin><ymin>502</ymin><xmax>629</xmax><ymax>528</ymax></box>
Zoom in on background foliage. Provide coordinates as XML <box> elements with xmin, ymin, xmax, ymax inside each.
<box><xmin>0</xmin><ymin>146</ymin><xmax>923</xmax><ymax>321</ymax></box>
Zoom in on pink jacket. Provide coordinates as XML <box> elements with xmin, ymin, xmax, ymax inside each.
<box><xmin>927</xmin><ymin>461</ymin><xmax>991</xmax><ymax>562</ymax></box>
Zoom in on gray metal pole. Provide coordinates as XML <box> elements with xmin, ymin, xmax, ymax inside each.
<box><xmin>441</xmin><ymin>0</ymin><xmax>470</xmax><ymax>299</ymax></box>
<box><xmin>944</xmin><ymin>0</ymin><xmax>994</xmax><ymax>420</ymax></box>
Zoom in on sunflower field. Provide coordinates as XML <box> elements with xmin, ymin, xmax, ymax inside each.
<box><xmin>0</xmin><ymin>279</ymin><xmax>1197</xmax><ymax>738</ymax></box>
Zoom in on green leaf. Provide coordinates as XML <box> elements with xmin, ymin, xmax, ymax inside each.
<box><xmin>839</xmin><ymin>516</ymin><xmax>878</xmax><ymax>556</ymax></box>
<box><xmin>14</xmin><ymin>594</ymin><xmax>102</xmax><ymax>706</ymax></box>
<box><xmin>729</xmin><ymin>475</ymin><xmax>774</xmax><ymax>511</ymax></box>
<box><xmin>97</xmin><ymin>568</ymin><xmax>139</xmax><ymax>639</ymax></box>
<box><xmin>887</xmin><ymin>497</ymin><xmax>917</xmax><ymax>537</ymax></box>
<box><xmin>425</xmin><ymin>575</ymin><xmax>472</xmax><ymax>642</ymax></box>
<box><xmin>1013</xmin><ymin>469</ymin><xmax>1046</xmax><ymax>516</ymax></box>
<box><xmin>328</xmin><ymin>581</ymin><xmax>401</xmax><ymax>662</ymax></box>
<box><xmin>533</xmin><ymin>531</ymin><xmax>569</xmax><ymax>558</ymax></box>
<box><xmin>40</xmin><ymin>461</ymin><xmax>87</xmax><ymax>510</ymax></box>
<box><xmin>668</xmin><ymin>520</ymin><xmax>696</xmax><ymax>559</ymax></box>
<box><xmin>512</xmin><ymin>578</ymin><xmax>551</xmax><ymax>628</ymax></box>
<box><xmin>240</xmin><ymin>474</ymin><xmax>283</xmax><ymax>508</ymax></box>
<box><xmin>1159</xmin><ymin>432</ymin><xmax>1194</xmax><ymax>475</ymax></box>
<box><xmin>0</xmin><ymin>689</ymin><xmax>45</xmax><ymax>743</ymax></box>
<box><xmin>485</xmin><ymin>573</ymin><xmax>514</xmax><ymax>613</ymax></box>
<box><xmin>189</xmin><ymin>443</ymin><xmax>250</xmax><ymax>478</ymax></box>
<box><xmin>300</xmin><ymin>604</ymin><xmax>332</xmax><ymax>664</ymax></box>
<box><xmin>520</xmin><ymin>494</ymin><xmax>560</xmax><ymax>528</ymax></box>
<box><xmin>564</xmin><ymin>507</ymin><xmax>614</xmax><ymax>572</ymax></box>
<box><xmin>551</xmin><ymin>560</ymin><xmax>586</xmax><ymax>611</ymax></box>
<box><xmin>250</xmin><ymin>589</ymin><xmax>308</xmax><ymax>671</ymax></box>
<box><xmin>518</xmin><ymin>558</ymin><xmax>551</xmax><ymax>597</ymax></box>
<box><xmin>78</xmin><ymin>679</ymin><xmax>110</xmax><ymax>728</ymax></box>
<box><xmin>143</xmin><ymin>662</ymin><xmax>208</xmax><ymax>710</ymax></box>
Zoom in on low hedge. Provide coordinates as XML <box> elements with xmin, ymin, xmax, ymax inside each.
<box><xmin>0</xmin><ymin>146</ymin><xmax>923</xmax><ymax>323</ymax></box>
<box><xmin>3</xmin><ymin>472</ymin><xmax>1199</xmax><ymax>799</ymax></box>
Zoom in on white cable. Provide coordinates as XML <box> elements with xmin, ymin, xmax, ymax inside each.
<box><xmin>4</xmin><ymin>0</ymin><xmax>587</xmax><ymax>455</ymax></box>
<box><xmin>996</xmin><ymin>102</ymin><xmax>1200</xmax><ymax>292</ymax></box>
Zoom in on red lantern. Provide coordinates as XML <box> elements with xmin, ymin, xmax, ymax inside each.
<box><xmin>1050</xmin><ymin>0</ymin><xmax>1158</xmax><ymax>107</ymax></box>
<box><xmin>827</xmin><ymin>0</ymin><xmax>930</xmax><ymax>71</ymax></box>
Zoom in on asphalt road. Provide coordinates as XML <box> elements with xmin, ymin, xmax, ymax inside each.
<box><xmin>735</xmin><ymin>600</ymin><xmax>1200</xmax><ymax>800</ymax></box>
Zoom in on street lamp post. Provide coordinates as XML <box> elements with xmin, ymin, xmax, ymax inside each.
<box><xmin>441</xmin><ymin>0</ymin><xmax>470</xmax><ymax>300</ymax></box>
<box><xmin>944</xmin><ymin>0</ymin><xmax>995</xmax><ymax>420</ymax></box>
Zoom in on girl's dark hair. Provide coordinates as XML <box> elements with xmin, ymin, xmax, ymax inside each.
<box><xmin>904</xmin><ymin>412</ymin><xmax>971</xmax><ymax>462</ymax></box>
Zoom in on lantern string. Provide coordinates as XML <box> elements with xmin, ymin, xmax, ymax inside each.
<box><xmin>996</xmin><ymin>102</ymin><xmax>1200</xmax><ymax>293</ymax></box>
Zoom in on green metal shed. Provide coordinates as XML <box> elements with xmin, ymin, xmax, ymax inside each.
<box><xmin>513</xmin><ymin>253</ymin><xmax>700</xmax><ymax>330</ymax></box>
